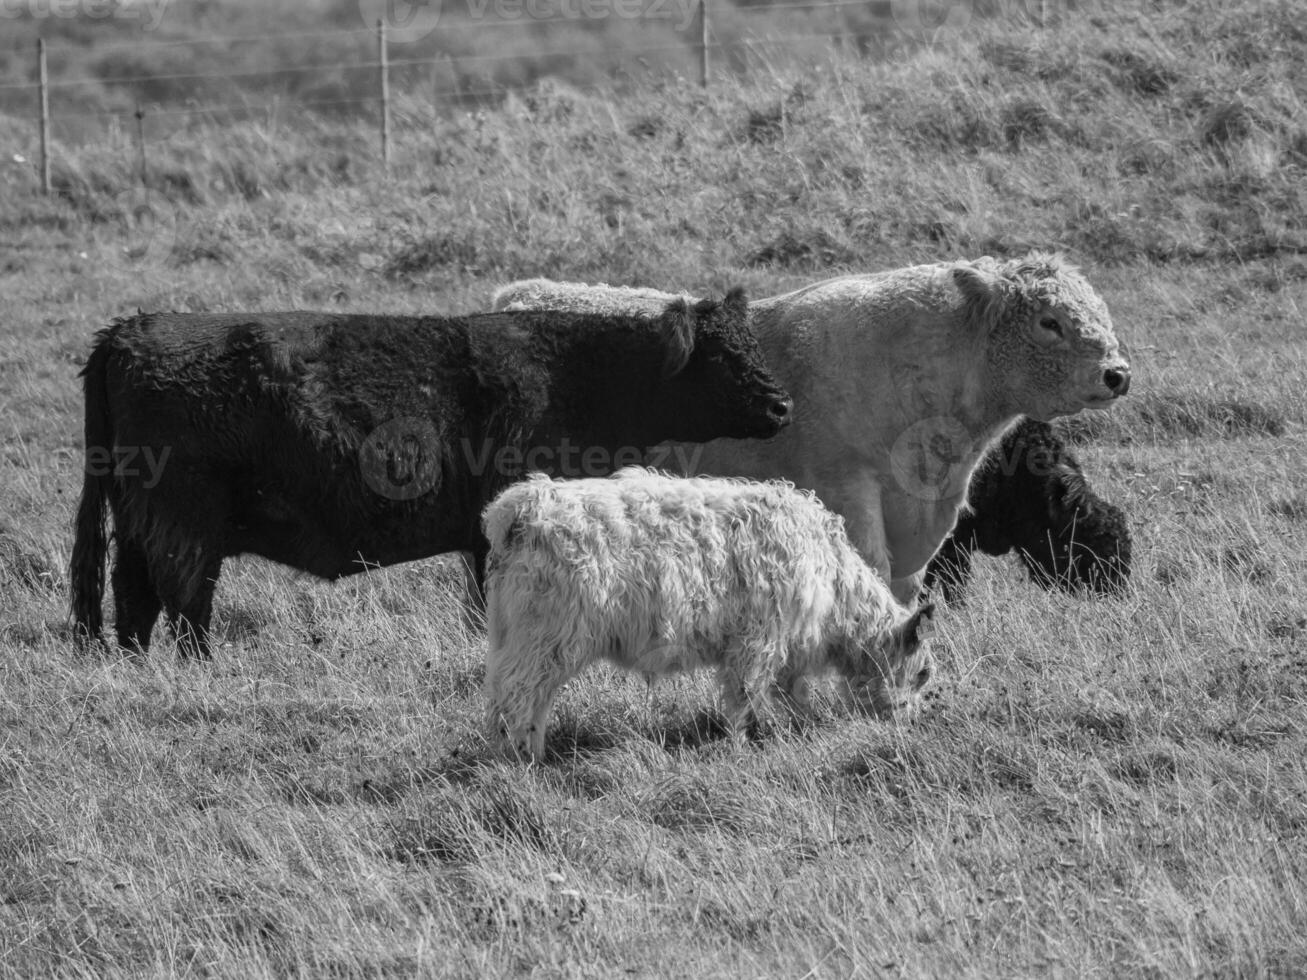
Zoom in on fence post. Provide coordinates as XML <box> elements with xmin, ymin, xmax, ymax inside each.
<box><xmin>377</xmin><ymin>19</ymin><xmax>391</xmax><ymax>173</ymax></box>
<box><xmin>133</xmin><ymin>104</ymin><xmax>148</xmax><ymax>188</ymax></box>
<box><xmin>697</xmin><ymin>0</ymin><xmax>709</xmax><ymax>88</ymax></box>
<box><xmin>37</xmin><ymin>38</ymin><xmax>50</xmax><ymax>194</ymax></box>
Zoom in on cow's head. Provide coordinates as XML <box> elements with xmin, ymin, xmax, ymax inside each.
<box><xmin>847</xmin><ymin>602</ymin><xmax>937</xmax><ymax>718</ymax></box>
<box><xmin>957</xmin><ymin>254</ymin><xmax>1130</xmax><ymax>421</ymax></box>
<box><xmin>654</xmin><ymin>287</ymin><xmax>793</xmax><ymax>441</ymax></box>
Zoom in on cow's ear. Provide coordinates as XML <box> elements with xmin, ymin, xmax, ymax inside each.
<box><xmin>953</xmin><ymin>262</ymin><xmax>1007</xmax><ymax>333</ymax></box>
<box><xmin>1050</xmin><ymin>467</ymin><xmax>1092</xmax><ymax>522</ymax></box>
<box><xmin>660</xmin><ymin>298</ymin><xmax>697</xmax><ymax>376</ymax></box>
<box><xmin>720</xmin><ymin>285</ymin><xmax>748</xmax><ymax>316</ymax></box>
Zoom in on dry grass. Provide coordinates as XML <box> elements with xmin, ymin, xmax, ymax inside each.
<box><xmin>3</xmin><ymin>1</ymin><xmax>1307</xmax><ymax>976</ymax></box>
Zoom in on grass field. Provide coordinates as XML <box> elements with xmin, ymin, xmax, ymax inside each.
<box><xmin>2</xmin><ymin>0</ymin><xmax>1307</xmax><ymax>976</ymax></box>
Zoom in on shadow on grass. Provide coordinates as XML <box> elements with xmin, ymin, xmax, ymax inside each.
<box><xmin>351</xmin><ymin>747</ymin><xmax>488</xmax><ymax>805</ymax></box>
<box><xmin>645</xmin><ymin>708</ymin><xmax>733</xmax><ymax>752</ymax></box>
<box><xmin>490</xmin><ymin>707</ymin><xmax>737</xmax><ymax>766</ymax></box>
<box><xmin>385</xmin><ymin>785</ymin><xmax>559</xmax><ymax>867</ymax></box>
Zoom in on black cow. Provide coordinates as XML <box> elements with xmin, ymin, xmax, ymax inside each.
<box><xmin>70</xmin><ymin>289</ymin><xmax>792</xmax><ymax>657</ymax></box>
<box><xmin>924</xmin><ymin>418</ymin><xmax>1131</xmax><ymax>603</ymax></box>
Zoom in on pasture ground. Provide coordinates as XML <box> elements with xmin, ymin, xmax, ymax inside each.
<box><xmin>2</xmin><ymin>1</ymin><xmax>1306</xmax><ymax>975</ymax></box>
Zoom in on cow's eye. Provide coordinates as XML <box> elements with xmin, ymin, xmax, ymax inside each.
<box><xmin>1039</xmin><ymin>316</ymin><xmax>1063</xmax><ymax>336</ymax></box>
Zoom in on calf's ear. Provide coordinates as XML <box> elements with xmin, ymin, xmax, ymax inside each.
<box><xmin>659</xmin><ymin>298</ymin><xmax>697</xmax><ymax>377</ymax></box>
<box><xmin>953</xmin><ymin>263</ymin><xmax>1008</xmax><ymax>334</ymax></box>
<box><xmin>900</xmin><ymin>602</ymin><xmax>937</xmax><ymax>653</ymax></box>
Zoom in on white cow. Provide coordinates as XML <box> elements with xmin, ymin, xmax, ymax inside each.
<box><xmin>482</xmin><ymin>467</ymin><xmax>936</xmax><ymax>762</ymax></box>
<box><xmin>493</xmin><ymin>254</ymin><xmax>1129</xmax><ymax>602</ymax></box>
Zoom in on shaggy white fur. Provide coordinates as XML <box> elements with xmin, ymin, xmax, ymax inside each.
<box><xmin>482</xmin><ymin>467</ymin><xmax>935</xmax><ymax>761</ymax></box>
<box><xmin>491</xmin><ymin>254</ymin><xmax>1129</xmax><ymax>603</ymax></box>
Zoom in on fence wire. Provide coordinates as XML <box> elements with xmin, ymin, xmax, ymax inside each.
<box><xmin>4</xmin><ymin>5</ymin><xmax>888</xmax><ymax>188</ymax></box>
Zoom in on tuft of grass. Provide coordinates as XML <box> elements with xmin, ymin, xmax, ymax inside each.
<box><xmin>0</xmin><ymin>523</ymin><xmax>62</xmax><ymax>595</ymax></box>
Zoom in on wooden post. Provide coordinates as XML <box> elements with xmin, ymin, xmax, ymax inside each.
<box><xmin>37</xmin><ymin>39</ymin><xmax>50</xmax><ymax>194</ymax></box>
<box><xmin>377</xmin><ymin>19</ymin><xmax>391</xmax><ymax>173</ymax></box>
<box><xmin>697</xmin><ymin>0</ymin><xmax>709</xmax><ymax>88</ymax></box>
<box><xmin>436</xmin><ymin>56</ymin><xmax>446</xmax><ymax>130</ymax></box>
<box><xmin>133</xmin><ymin>104</ymin><xmax>147</xmax><ymax>188</ymax></box>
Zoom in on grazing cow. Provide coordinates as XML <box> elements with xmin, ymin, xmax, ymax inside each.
<box><xmin>70</xmin><ymin>291</ymin><xmax>792</xmax><ymax>657</ymax></box>
<box><xmin>482</xmin><ymin>467</ymin><xmax>937</xmax><ymax>762</ymax></box>
<box><xmin>924</xmin><ymin>418</ymin><xmax>1131</xmax><ymax>602</ymax></box>
<box><xmin>493</xmin><ymin>253</ymin><xmax>1130</xmax><ymax>602</ymax></box>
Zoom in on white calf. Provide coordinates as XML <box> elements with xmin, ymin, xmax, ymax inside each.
<box><xmin>482</xmin><ymin>467</ymin><xmax>936</xmax><ymax>761</ymax></box>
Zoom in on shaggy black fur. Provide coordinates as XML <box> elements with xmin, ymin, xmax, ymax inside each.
<box><xmin>70</xmin><ymin>291</ymin><xmax>792</xmax><ymax>657</ymax></box>
<box><xmin>924</xmin><ymin>418</ymin><xmax>1131</xmax><ymax>603</ymax></box>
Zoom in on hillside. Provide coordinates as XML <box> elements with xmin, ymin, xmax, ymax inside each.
<box><xmin>1</xmin><ymin>1</ymin><xmax>1306</xmax><ymax>976</ymax></box>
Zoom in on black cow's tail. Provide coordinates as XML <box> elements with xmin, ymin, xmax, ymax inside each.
<box><xmin>70</xmin><ymin>334</ymin><xmax>114</xmax><ymax>648</ymax></box>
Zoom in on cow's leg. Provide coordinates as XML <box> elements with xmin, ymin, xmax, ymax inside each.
<box><xmin>837</xmin><ymin>483</ymin><xmax>925</xmax><ymax>603</ymax></box>
<box><xmin>471</xmin><ymin>545</ymin><xmax>488</xmax><ymax>598</ymax></box>
<box><xmin>823</xmin><ymin>476</ymin><xmax>894</xmax><ymax>584</ymax></box>
<box><xmin>158</xmin><ymin>550</ymin><xmax>224</xmax><ymax>660</ymax></box>
<box><xmin>458</xmin><ymin>548</ymin><xmax>488</xmax><ymax>629</ymax></box>
<box><xmin>111</xmin><ymin>535</ymin><xmax>162</xmax><ymax>653</ymax></box>
<box><xmin>924</xmin><ymin>534</ymin><xmax>974</xmax><ymax>605</ymax></box>
<box><xmin>138</xmin><ymin>474</ymin><xmax>233</xmax><ymax>660</ymax></box>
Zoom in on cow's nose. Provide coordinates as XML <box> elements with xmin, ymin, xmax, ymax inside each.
<box><xmin>1104</xmin><ymin>367</ymin><xmax>1130</xmax><ymax>397</ymax></box>
<box><xmin>769</xmin><ymin>397</ymin><xmax>794</xmax><ymax>425</ymax></box>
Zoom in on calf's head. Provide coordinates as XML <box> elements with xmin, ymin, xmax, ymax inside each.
<box><xmin>848</xmin><ymin>602</ymin><xmax>937</xmax><ymax>719</ymax></box>
<box><xmin>958</xmin><ymin>254</ymin><xmax>1130</xmax><ymax>421</ymax></box>
<box><xmin>1018</xmin><ymin>464</ymin><xmax>1133</xmax><ymax>596</ymax></box>
<box><xmin>655</xmin><ymin>287</ymin><xmax>793</xmax><ymax>441</ymax></box>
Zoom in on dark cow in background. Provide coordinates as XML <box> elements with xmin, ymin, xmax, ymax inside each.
<box><xmin>70</xmin><ymin>289</ymin><xmax>792</xmax><ymax>657</ymax></box>
<box><xmin>924</xmin><ymin>418</ymin><xmax>1131</xmax><ymax>603</ymax></box>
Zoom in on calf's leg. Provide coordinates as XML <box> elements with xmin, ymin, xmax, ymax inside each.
<box><xmin>490</xmin><ymin>680</ymin><xmax>564</xmax><ymax>763</ymax></box>
<box><xmin>718</xmin><ymin>641</ymin><xmax>776</xmax><ymax>739</ymax></box>
<box><xmin>771</xmin><ymin>666</ymin><xmax>814</xmax><ymax>725</ymax></box>
<box><xmin>486</xmin><ymin>633</ymin><xmax>572</xmax><ymax>763</ymax></box>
